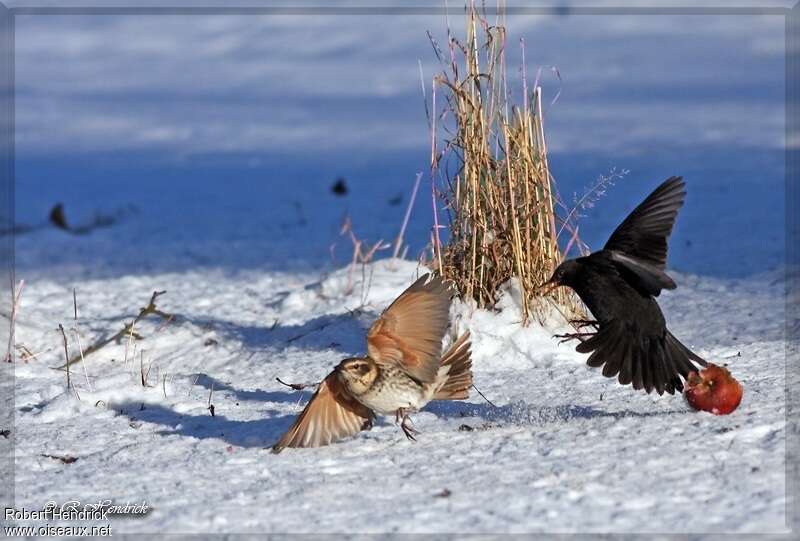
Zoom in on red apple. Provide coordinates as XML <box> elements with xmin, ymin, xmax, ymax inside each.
<box><xmin>684</xmin><ymin>363</ymin><xmax>743</xmax><ymax>415</ymax></box>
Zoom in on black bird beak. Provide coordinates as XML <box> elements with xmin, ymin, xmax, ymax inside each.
<box><xmin>536</xmin><ymin>276</ymin><xmax>560</xmax><ymax>295</ymax></box>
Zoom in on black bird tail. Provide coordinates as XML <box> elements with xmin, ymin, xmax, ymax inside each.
<box><xmin>577</xmin><ymin>323</ymin><xmax>707</xmax><ymax>395</ymax></box>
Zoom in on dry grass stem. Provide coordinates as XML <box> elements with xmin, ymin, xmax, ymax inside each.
<box><xmin>393</xmin><ymin>172</ymin><xmax>424</xmax><ymax>259</ymax></box>
<box><xmin>4</xmin><ymin>279</ymin><xmax>25</xmax><ymax>362</ymax></box>
<box><xmin>429</xmin><ymin>3</ymin><xmax>582</xmax><ymax>324</ymax></box>
<box><xmin>57</xmin><ymin>323</ymin><xmax>71</xmax><ymax>391</ymax></box>
<box><xmin>70</xmin><ymin>289</ymin><xmax>94</xmax><ymax>392</ymax></box>
<box><xmin>339</xmin><ymin>215</ymin><xmax>390</xmax><ymax>300</ymax></box>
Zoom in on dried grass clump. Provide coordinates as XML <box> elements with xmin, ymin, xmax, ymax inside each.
<box><xmin>428</xmin><ymin>5</ymin><xmax>581</xmax><ymax>324</ymax></box>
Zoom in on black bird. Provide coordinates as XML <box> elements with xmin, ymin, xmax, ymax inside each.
<box><xmin>542</xmin><ymin>176</ymin><xmax>707</xmax><ymax>395</ymax></box>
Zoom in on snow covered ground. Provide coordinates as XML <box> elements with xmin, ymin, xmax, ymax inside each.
<box><xmin>6</xmin><ymin>257</ymin><xmax>788</xmax><ymax>534</ymax></box>
<box><xmin>1</xmin><ymin>2</ymin><xmax>791</xmax><ymax>535</ymax></box>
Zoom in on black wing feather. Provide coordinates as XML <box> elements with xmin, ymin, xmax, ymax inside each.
<box><xmin>575</xmin><ymin>320</ymin><xmax>706</xmax><ymax>395</ymax></box>
<box><xmin>608</xmin><ymin>251</ymin><xmax>677</xmax><ymax>297</ymax></box>
<box><xmin>618</xmin><ymin>339</ymin><xmax>634</xmax><ymax>386</ymax></box>
<box><xmin>604</xmin><ymin>176</ymin><xmax>686</xmax><ymax>270</ymax></box>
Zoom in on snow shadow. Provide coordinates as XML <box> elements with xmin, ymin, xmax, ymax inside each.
<box><xmin>427</xmin><ymin>399</ymin><xmax>687</xmax><ymax>427</ymax></box>
<box><xmin>191</xmin><ymin>372</ymin><xmax>315</xmax><ymax>405</ymax></box>
<box><xmin>111</xmin><ymin>399</ymin><xmax>303</xmax><ymax>449</ymax></box>
<box><xmin>187</xmin><ymin>311</ymin><xmax>374</xmax><ymax>356</ymax></box>
<box><xmin>111</xmin><ymin>390</ymin><xmax>688</xmax><ymax>449</ymax></box>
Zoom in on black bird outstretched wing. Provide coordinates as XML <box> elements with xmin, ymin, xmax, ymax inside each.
<box><xmin>575</xmin><ymin>320</ymin><xmax>707</xmax><ymax>395</ymax></box>
<box><xmin>567</xmin><ymin>177</ymin><xmax>704</xmax><ymax>393</ymax></box>
<box><xmin>604</xmin><ymin>176</ymin><xmax>686</xmax><ymax>268</ymax></box>
<box><xmin>603</xmin><ymin>176</ymin><xmax>686</xmax><ymax>295</ymax></box>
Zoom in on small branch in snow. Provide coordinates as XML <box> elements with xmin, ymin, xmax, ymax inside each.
<box><xmin>275</xmin><ymin>377</ymin><xmax>318</xmax><ymax>391</ymax></box>
<box><xmin>15</xmin><ymin>343</ymin><xmax>51</xmax><ymax>363</ymax></box>
<box><xmin>207</xmin><ymin>382</ymin><xmax>215</xmax><ymax>417</ymax></box>
<box><xmin>471</xmin><ymin>383</ymin><xmax>497</xmax><ymax>408</ymax></box>
<box><xmin>41</xmin><ymin>453</ymin><xmax>79</xmax><ymax>464</ymax></box>
<box><xmin>139</xmin><ymin>351</ymin><xmax>148</xmax><ymax>387</ymax></box>
<box><xmin>60</xmin><ymin>290</ymin><xmax>173</xmax><ymax>369</ymax></box>
<box><xmin>57</xmin><ymin>323</ymin><xmax>71</xmax><ymax>390</ymax></box>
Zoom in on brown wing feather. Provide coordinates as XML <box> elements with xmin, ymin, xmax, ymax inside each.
<box><xmin>271</xmin><ymin>372</ymin><xmax>373</xmax><ymax>453</ymax></box>
<box><xmin>366</xmin><ymin>273</ymin><xmax>452</xmax><ymax>383</ymax></box>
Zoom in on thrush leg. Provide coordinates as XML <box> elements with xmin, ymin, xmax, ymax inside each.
<box><xmin>361</xmin><ymin>417</ymin><xmax>374</xmax><ymax>431</ymax></box>
<box><xmin>401</xmin><ymin>418</ymin><xmax>420</xmax><ymax>441</ymax></box>
<box><xmin>396</xmin><ymin>408</ymin><xmax>420</xmax><ymax>441</ymax></box>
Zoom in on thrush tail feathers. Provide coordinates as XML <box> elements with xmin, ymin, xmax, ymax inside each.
<box><xmin>577</xmin><ymin>322</ymin><xmax>706</xmax><ymax>395</ymax></box>
<box><xmin>433</xmin><ymin>332</ymin><xmax>473</xmax><ymax>400</ymax></box>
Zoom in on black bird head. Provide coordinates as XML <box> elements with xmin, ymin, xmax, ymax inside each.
<box><xmin>540</xmin><ymin>259</ymin><xmax>581</xmax><ymax>294</ymax></box>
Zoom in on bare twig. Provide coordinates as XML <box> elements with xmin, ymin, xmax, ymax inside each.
<box><xmin>4</xmin><ymin>279</ymin><xmax>24</xmax><ymax>363</ymax></box>
<box><xmin>338</xmin><ymin>216</ymin><xmax>390</xmax><ymax>296</ymax></box>
<box><xmin>41</xmin><ymin>453</ymin><xmax>78</xmax><ymax>464</ymax></box>
<box><xmin>154</xmin><ymin>314</ymin><xmax>174</xmax><ymax>334</ymax></box>
<box><xmin>15</xmin><ymin>343</ymin><xmax>51</xmax><ymax>363</ymax></box>
<box><xmin>556</xmin><ymin>168</ymin><xmax>628</xmax><ymax>251</ymax></box>
<box><xmin>471</xmin><ymin>383</ymin><xmax>497</xmax><ymax>408</ymax></box>
<box><xmin>57</xmin><ymin>324</ymin><xmax>70</xmax><ymax>390</ymax></box>
<box><xmin>140</xmin><ymin>351</ymin><xmax>147</xmax><ymax>387</ymax></box>
<box><xmin>59</xmin><ymin>290</ymin><xmax>172</xmax><ymax>368</ymax></box>
<box><xmin>275</xmin><ymin>377</ymin><xmax>317</xmax><ymax>391</ymax></box>
<box><xmin>144</xmin><ymin>357</ymin><xmax>154</xmax><ymax>385</ymax></box>
<box><xmin>207</xmin><ymin>382</ymin><xmax>215</xmax><ymax>417</ymax></box>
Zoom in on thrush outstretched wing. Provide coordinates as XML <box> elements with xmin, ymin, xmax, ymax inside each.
<box><xmin>366</xmin><ymin>273</ymin><xmax>452</xmax><ymax>383</ymax></box>
<box><xmin>575</xmin><ymin>319</ymin><xmax>707</xmax><ymax>395</ymax></box>
<box><xmin>604</xmin><ymin>176</ymin><xmax>686</xmax><ymax>270</ymax></box>
<box><xmin>271</xmin><ymin>373</ymin><xmax>373</xmax><ymax>452</ymax></box>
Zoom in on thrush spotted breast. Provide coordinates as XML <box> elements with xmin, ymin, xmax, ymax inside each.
<box><xmin>272</xmin><ymin>273</ymin><xmax>473</xmax><ymax>452</ymax></box>
<box><xmin>542</xmin><ymin>176</ymin><xmax>707</xmax><ymax>395</ymax></box>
